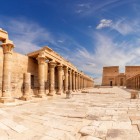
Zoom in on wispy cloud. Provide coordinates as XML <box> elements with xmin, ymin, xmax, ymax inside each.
<box><xmin>62</xmin><ymin>32</ymin><xmax>140</xmax><ymax>84</ymax></box>
<box><xmin>96</xmin><ymin>18</ymin><xmax>140</xmax><ymax>35</ymax></box>
<box><xmin>74</xmin><ymin>0</ymin><xmax>128</xmax><ymax>17</ymax></box>
<box><xmin>1</xmin><ymin>17</ymin><xmax>140</xmax><ymax>85</ymax></box>
<box><xmin>0</xmin><ymin>17</ymin><xmax>56</xmax><ymax>54</ymax></box>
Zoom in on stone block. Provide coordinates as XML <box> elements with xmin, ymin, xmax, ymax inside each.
<box><xmin>131</xmin><ymin>90</ymin><xmax>139</xmax><ymax>99</ymax></box>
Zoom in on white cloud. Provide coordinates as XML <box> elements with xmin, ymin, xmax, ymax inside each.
<box><xmin>112</xmin><ymin>20</ymin><xmax>135</xmax><ymax>35</ymax></box>
<box><xmin>57</xmin><ymin>40</ymin><xmax>64</xmax><ymax>43</ymax></box>
<box><xmin>96</xmin><ymin>18</ymin><xmax>139</xmax><ymax>35</ymax></box>
<box><xmin>0</xmin><ymin>18</ymin><xmax>56</xmax><ymax>54</ymax></box>
<box><xmin>75</xmin><ymin>0</ymin><xmax>125</xmax><ymax>17</ymax></box>
<box><xmin>96</xmin><ymin>19</ymin><xmax>112</xmax><ymax>29</ymax></box>
<box><xmin>1</xmin><ymin>17</ymin><xmax>140</xmax><ymax>85</ymax></box>
<box><xmin>62</xmin><ymin>32</ymin><xmax>140</xmax><ymax>84</ymax></box>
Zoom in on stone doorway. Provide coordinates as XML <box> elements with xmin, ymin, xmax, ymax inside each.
<box><xmin>110</xmin><ymin>81</ymin><xmax>112</xmax><ymax>86</ymax></box>
<box><xmin>120</xmin><ymin>78</ymin><xmax>124</xmax><ymax>86</ymax></box>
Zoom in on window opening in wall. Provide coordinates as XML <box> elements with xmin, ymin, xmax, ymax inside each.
<box><xmin>31</xmin><ymin>75</ymin><xmax>34</xmax><ymax>89</ymax></box>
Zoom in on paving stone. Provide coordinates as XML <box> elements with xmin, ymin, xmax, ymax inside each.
<box><xmin>80</xmin><ymin>135</ymin><xmax>103</xmax><ymax>140</ymax></box>
<box><xmin>79</xmin><ymin>125</ymin><xmax>95</xmax><ymax>136</ymax></box>
<box><xmin>106</xmin><ymin>129</ymin><xmax>140</xmax><ymax>140</ymax></box>
<box><xmin>130</xmin><ymin>116</ymin><xmax>140</xmax><ymax>125</ymax></box>
<box><xmin>112</xmin><ymin>122</ymin><xmax>132</xmax><ymax>129</ymax></box>
<box><xmin>0</xmin><ymin>87</ymin><xmax>140</xmax><ymax>139</ymax></box>
<box><xmin>0</xmin><ymin>118</ymin><xmax>28</xmax><ymax>133</ymax></box>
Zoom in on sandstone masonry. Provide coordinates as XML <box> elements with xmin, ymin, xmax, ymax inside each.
<box><xmin>102</xmin><ymin>66</ymin><xmax>140</xmax><ymax>89</ymax></box>
<box><xmin>0</xmin><ymin>28</ymin><xmax>94</xmax><ymax>103</ymax></box>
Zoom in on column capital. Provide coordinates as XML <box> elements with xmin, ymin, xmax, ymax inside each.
<box><xmin>64</xmin><ymin>66</ymin><xmax>68</xmax><ymax>70</ymax></box>
<box><xmin>1</xmin><ymin>43</ymin><xmax>14</xmax><ymax>54</ymax></box>
<box><xmin>49</xmin><ymin>60</ymin><xmax>56</xmax><ymax>68</ymax></box>
<box><xmin>37</xmin><ymin>51</ymin><xmax>46</xmax><ymax>64</ymax></box>
<box><xmin>72</xmin><ymin>70</ymin><xmax>75</xmax><ymax>74</ymax></box>
<box><xmin>68</xmin><ymin>68</ymin><xmax>72</xmax><ymax>73</ymax></box>
<box><xmin>75</xmin><ymin>72</ymin><xmax>78</xmax><ymax>76</ymax></box>
<box><xmin>57</xmin><ymin>64</ymin><xmax>63</xmax><ymax>70</ymax></box>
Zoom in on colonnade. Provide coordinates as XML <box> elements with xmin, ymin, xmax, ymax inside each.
<box><xmin>126</xmin><ymin>74</ymin><xmax>140</xmax><ymax>89</ymax></box>
<box><xmin>36</xmin><ymin>51</ymin><xmax>93</xmax><ymax>97</ymax></box>
<box><xmin>0</xmin><ymin>44</ymin><xmax>94</xmax><ymax>103</ymax></box>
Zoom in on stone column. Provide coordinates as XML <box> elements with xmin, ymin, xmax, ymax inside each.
<box><xmin>75</xmin><ymin>72</ymin><xmax>78</xmax><ymax>91</ymax></box>
<box><xmin>78</xmin><ymin>74</ymin><xmax>80</xmax><ymax>90</ymax></box>
<box><xmin>20</xmin><ymin>73</ymin><xmax>31</xmax><ymax>101</ymax></box>
<box><xmin>0</xmin><ymin>43</ymin><xmax>15</xmax><ymax>103</ymax></box>
<box><xmin>64</xmin><ymin>66</ymin><xmax>68</xmax><ymax>93</ymax></box>
<box><xmin>68</xmin><ymin>69</ymin><xmax>72</xmax><ymax>92</ymax></box>
<box><xmin>37</xmin><ymin>52</ymin><xmax>46</xmax><ymax>98</ymax></box>
<box><xmin>79</xmin><ymin>75</ymin><xmax>81</xmax><ymax>90</ymax></box>
<box><xmin>81</xmin><ymin>76</ymin><xmax>83</xmax><ymax>89</ymax></box>
<box><xmin>48</xmin><ymin>61</ymin><xmax>56</xmax><ymax>96</ymax></box>
<box><xmin>56</xmin><ymin>64</ymin><xmax>63</xmax><ymax>95</ymax></box>
<box><xmin>72</xmin><ymin>71</ymin><xmax>75</xmax><ymax>92</ymax></box>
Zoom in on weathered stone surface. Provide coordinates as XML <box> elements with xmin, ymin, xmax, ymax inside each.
<box><xmin>79</xmin><ymin>126</ymin><xmax>95</xmax><ymax>136</ymax></box>
<box><xmin>0</xmin><ymin>87</ymin><xmax>140</xmax><ymax>139</ymax></box>
<box><xmin>80</xmin><ymin>136</ymin><xmax>102</xmax><ymax>140</ymax></box>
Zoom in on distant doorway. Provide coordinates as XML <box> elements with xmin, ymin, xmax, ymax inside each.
<box><xmin>110</xmin><ymin>81</ymin><xmax>112</xmax><ymax>86</ymax></box>
<box><xmin>120</xmin><ymin>78</ymin><xmax>123</xmax><ymax>86</ymax></box>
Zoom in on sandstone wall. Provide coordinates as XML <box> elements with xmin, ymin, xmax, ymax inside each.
<box><xmin>0</xmin><ymin>50</ymin><xmax>49</xmax><ymax>98</ymax></box>
<box><xmin>125</xmin><ymin>66</ymin><xmax>140</xmax><ymax>79</ymax></box>
<box><xmin>102</xmin><ymin>66</ymin><xmax>119</xmax><ymax>86</ymax></box>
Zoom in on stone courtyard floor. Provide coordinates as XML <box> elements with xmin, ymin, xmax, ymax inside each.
<box><xmin>0</xmin><ymin>87</ymin><xmax>140</xmax><ymax>140</ymax></box>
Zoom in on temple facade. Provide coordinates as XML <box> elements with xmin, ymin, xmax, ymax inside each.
<box><xmin>102</xmin><ymin>66</ymin><xmax>140</xmax><ymax>89</ymax></box>
<box><xmin>0</xmin><ymin>28</ymin><xmax>94</xmax><ymax>103</ymax></box>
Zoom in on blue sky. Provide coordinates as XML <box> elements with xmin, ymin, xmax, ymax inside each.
<box><xmin>0</xmin><ymin>0</ymin><xmax>140</xmax><ymax>84</ymax></box>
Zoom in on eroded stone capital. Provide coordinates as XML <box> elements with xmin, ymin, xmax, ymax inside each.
<box><xmin>37</xmin><ymin>52</ymin><xmax>46</xmax><ymax>64</ymax></box>
<box><xmin>49</xmin><ymin>60</ymin><xmax>56</xmax><ymax>68</ymax></box>
<box><xmin>57</xmin><ymin>64</ymin><xmax>63</xmax><ymax>70</ymax></box>
<box><xmin>1</xmin><ymin>43</ymin><xmax>14</xmax><ymax>54</ymax></box>
<box><xmin>72</xmin><ymin>71</ymin><xmax>75</xmax><ymax>74</ymax></box>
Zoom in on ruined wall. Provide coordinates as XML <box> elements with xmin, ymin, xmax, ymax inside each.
<box><xmin>0</xmin><ymin>48</ymin><xmax>3</xmax><ymax>96</ymax></box>
<box><xmin>102</xmin><ymin>66</ymin><xmax>119</xmax><ymax>86</ymax></box>
<box><xmin>125</xmin><ymin>66</ymin><xmax>140</xmax><ymax>79</ymax></box>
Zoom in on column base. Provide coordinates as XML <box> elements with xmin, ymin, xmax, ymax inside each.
<box><xmin>64</xmin><ymin>89</ymin><xmax>68</xmax><ymax>94</ymax></box>
<box><xmin>48</xmin><ymin>92</ymin><xmax>54</xmax><ymax>96</ymax></box>
<box><xmin>20</xmin><ymin>95</ymin><xmax>32</xmax><ymax>101</ymax></box>
<box><xmin>36</xmin><ymin>94</ymin><xmax>46</xmax><ymax>98</ymax></box>
<box><xmin>56</xmin><ymin>91</ymin><xmax>63</xmax><ymax>95</ymax></box>
<box><xmin>0</xmin><ymin>97</ymin><xmax>15</xmax><ymax>103</ymax></box>
<box><xmin>66</xmin><ymin>90</ymin><xmax>72</xmax><ymax>99</ymax></box>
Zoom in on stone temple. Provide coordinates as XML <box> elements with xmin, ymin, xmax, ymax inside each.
<box><xmin>102</xmin><ymin>66</ymin><xmax>140</xmax><ymax>89</ymax></box>
<box><xmin>0</xmin><ymin>28</ymin><xmax>94</xmax><ymax>103</ymax></box>
<box><xmin>1</xmin><ymin>29</ymin><xmax>140</xmax><ymax>140</ymax></box>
